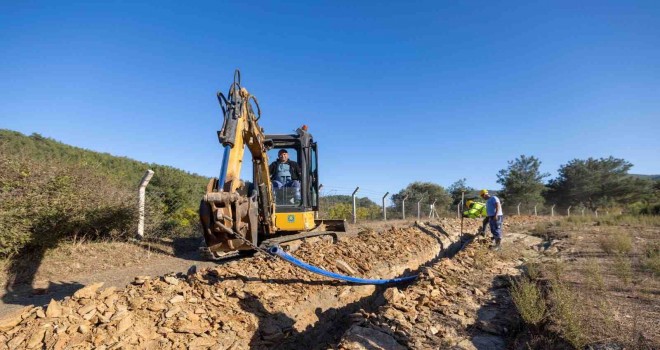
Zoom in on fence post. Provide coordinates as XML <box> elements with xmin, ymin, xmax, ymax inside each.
<box><xmin>517</xmin><ymin>202</ymin><xmax>521</xmax><ymax>216</ymax></box>
<box><xmin>417</xmin><ymin>197</ymin><xmax>424</xmax><ymax>220</ymax></box>
<box><xmin>382</xmin><ymin>192</ymin><xmax>389</xmax><ymax>221</ymax></box>
<box><xmin>402</xmin><ymin>194</ymin><xmax>408</xmax><ymax>220</ymax></box>
<box><xmin>429</xmin><ymin>199</ymin><xmax>437</xmax><ymax>218</ymax></box>
<box><xmin>551</xmin><ymin>204</ymin><xmax>556</xmax><ymax>217</ymax></box>
<box><xmin>138</xmin><ymin>169</ymin><xmax>155</xmax><ymax>239</ymax></box>
<box><xmin>534</xmin><ymin>204</ymin><xmax>537</xmax><ymax>216</ymax></box>
<box><xmin>567</xmin><ymin>206</ymin><xmax>571</xmax><ymax>217</ymax></box>
<box><xmin>315</xmin><ymin>184</ymin><xmax>323</xmax><ymax>219</ymax></box>
<box><xmin>351</xmin><ymin>187</ymin><xmax>359</xmax><ymax>224</ymax></box>
<box><xmin>595</xmin><ymin>209</ymin><xmax>598</xmax><ymax>217</ymax></box>
<box><xmin>581</xmin><ymin>208</ymin><xmax>585</xmax><ymax>216</ymax></box>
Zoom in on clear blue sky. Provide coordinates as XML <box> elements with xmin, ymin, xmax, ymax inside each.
<box><xmin>2</xmin><ymin>1</ymin><xmax>659</xmax><ymax>203</ymax></box>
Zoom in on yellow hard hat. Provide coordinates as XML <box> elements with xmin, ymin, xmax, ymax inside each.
<box><xmin>466</xmin><ymin>200</ymin><xmax>474</xmax><ymax>207</ymax></box>
<box><xmin>479</xmin><ymin>189</ymin><xmax>489</xmax><ymax>196</ymax></box>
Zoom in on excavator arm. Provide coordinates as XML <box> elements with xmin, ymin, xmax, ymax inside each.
<box><xmin>199</xmin><ymin>70</ymin><xmax>276</xmax><ymax>253</ymax></box>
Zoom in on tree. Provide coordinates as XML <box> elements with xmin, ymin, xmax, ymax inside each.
<box><xmin>447</xmin><ymin>178</ymin><xmax>475</xmax><ymax>206</ymax></box>
<box><xmin>391</xmin><ymin>182</ymin><xmax>451</xmax><ymax>218</ymax></box>
<box><xmin>496</xmin><ymin>155</ymin><xmax>549</xmax><ymax>208</ymax></box>
<box><xmin>545</xmin><ymin>157</ymin><xmax>650</xmax><ymax>211</ymax></box>
<box><xmin>320</xmin><ymin>195</ymin><xmax>380</xmax><ymax>220</ymax></box>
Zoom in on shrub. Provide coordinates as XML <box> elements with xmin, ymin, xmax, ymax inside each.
<box><xmin>0</xmin><ymin>153</ymin><xmax>137</xmax><ymax>257</ymax></box>
<box><xmin>510</xmin><ymin>278</ymin><xmax>546</xmax><ymax>326</ymax></box>
<box><xmin>549</xmin><ymin>282</ymin><xmax>588</xmax><ymax>349</ymax></box>
<box><xmin>641</xmin><ymin>242</ymin><xmax>660</xmax><ymax>275</ymax></box>
<box><xmin>599</xmin><ymin>231</ymin><xmax>632</xmax><ymax>254</ymax></box>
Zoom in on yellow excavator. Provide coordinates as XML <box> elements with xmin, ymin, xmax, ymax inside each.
<box><xmin>199</xmin><ymin>70</ymin><xmax>346</xmax><ymax>258</ymax></box>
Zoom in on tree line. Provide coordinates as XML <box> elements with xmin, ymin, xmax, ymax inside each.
<box><xmin>322</xmin><ymin>155</ymin><xmax>659</xmax><ymax>220</ymax></box>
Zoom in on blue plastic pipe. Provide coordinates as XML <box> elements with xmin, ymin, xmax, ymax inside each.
<box><xmin>217</xmin><ymin>145</ymin><xmax>231</xmax><ymax>191</ymax></box>
<box><xmin>268</xmin><ymin>245</ymin><xmax>418</xmax><ymax>285</ymax></box>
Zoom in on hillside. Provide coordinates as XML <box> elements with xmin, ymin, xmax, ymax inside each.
<box><xmin>0</xmin><ymin>129</ymin><xmax>209</xmax><ymax>257</ymax></box>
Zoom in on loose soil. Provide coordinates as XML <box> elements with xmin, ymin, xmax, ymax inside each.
<box><xmin>0</xmin><ymin>216</ymin><xmax>550</xmax><ymax>349</ymax></box>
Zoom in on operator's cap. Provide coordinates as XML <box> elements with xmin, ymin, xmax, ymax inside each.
<box><xmin>479</xmin><ymin>189</ymin><xmax>489</xmax><ymax>196</ymax></box>
<box><xmin>278</xmin><ymin>149</ymin><xmax>288</xmax><ymax>155</ymax></box>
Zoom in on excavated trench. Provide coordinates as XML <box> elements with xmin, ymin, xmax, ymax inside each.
<box><xmin>0</xmin><ymin>219</ymin><xmax>482</xmax><ymax>349</ymax></box>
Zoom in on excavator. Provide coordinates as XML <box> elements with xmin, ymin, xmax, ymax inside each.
<box><xmin>199</xmin><ymin>70</ymin><xmax>347</xmax><ymax>259</ymax></box>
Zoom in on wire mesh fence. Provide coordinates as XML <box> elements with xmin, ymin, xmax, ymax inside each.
<box><xmin>315</xmin><ymin>186</ymin><xmax>614</xmax><ymax>223</ymax></box>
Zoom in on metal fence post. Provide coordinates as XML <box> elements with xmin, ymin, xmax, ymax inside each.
<box><xmin>517</xmin><ymin>202</ymin><xmax>521</xmax><ymax>216</ymax></box>
<box><xmin>551</xmin><ymin>204</ymin><xmax>556</xmax><ymax>217</ymax></box>
<box><xmin>382</xmin><ymin>192</ymin><xmax>389</xmax><ymax>221</ymax></box>
<box><xmin>417</xmin><ymin>197</ymin><xmax>424</xmax><ymax>220</ymax></box>
<box><xmin>138</xmin><ymin>169</ymin><xmax>155</xmax><ymax>239</ymax></box>
<box><xmin>315</xmin><ymin>184</ymin><xmax>323</xmax><ymax>219</ymax></box>
<box><xmin>595</xmin><ymin>209</ymin><xmax>598</xmax><ymax>217</ymax></box>
<box><xmin>581</xmin><ymin>208</ymin><xmax>585</xmax><ymax>216</ymax></box>
<box><xmin>429</xmin><ymin>199</ymin><xmax>437</xmax><ymax>218</ymax></box>
<box><xmin>402</xmin><ymin>194</ymin><xmax>408</xmax><ymax>220</ymax></box>
<box><xmin>534</xmin><ymin>204</ymin><xmax>537</xmax><ymax>216</ymax></box>
<box><xmin>567</xmin><ymin>206</ymin><xmax>571</xmax><ymax>217</ymax></box>
<box><xmin>351</xmin><ymin>187</ymin><xmax>359</xmax><ymax>224</ymax></box>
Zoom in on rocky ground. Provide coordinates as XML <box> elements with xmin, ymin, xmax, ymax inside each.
<box><xmin>0</xmin><ymin>217</ymin><xmax>546</xmax><ymax>349</ymax></box>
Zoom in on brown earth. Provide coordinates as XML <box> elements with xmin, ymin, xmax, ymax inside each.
<box><xmin>0</xmin><ymin>216</ymin><xmax>546</xmax><ymax>349</ymax></box>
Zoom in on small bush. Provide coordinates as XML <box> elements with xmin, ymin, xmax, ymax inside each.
<box><xmin>583</xmin><ymin>258</ymin><xmax>605</xmax><ymax>291</ymax></box>
<box><xmin>641</xmin><ymin>242</ymin><xmax>660</xmax><ymax>275</ymax></box>
<box><xmin>524</xmin><ymin>261</ymin><xmax>542</xmax><ymax>281</ymax></box>
<box><xmin>549</xmin><ymin>282</ymin><xmax>588</xmax><ymax>349</ymax></box>
<box><xmin>599</xmin><ymin>231</ymin><xmax>632</xmax><ymax>254</ymax></box>
<box><xmin>613</xmin><ymin>253</ymin><xmax>633</xmax><ymax>285</ymax></box>
<box><xmin>511</xmin><ymin>278</ymin><xmax>547</xmax><ymax>326</ymax></box>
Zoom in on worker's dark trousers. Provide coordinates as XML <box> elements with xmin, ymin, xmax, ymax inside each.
<box><xmin>488</xmin><ymin>215</ymin><xmax>503</xmax><ymax>239</ymax></box>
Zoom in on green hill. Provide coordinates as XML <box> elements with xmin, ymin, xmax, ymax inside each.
<box><xmin>0</xmin><ymin>129</ymin><xmax>209</xmax><ymax>257</ymax></box>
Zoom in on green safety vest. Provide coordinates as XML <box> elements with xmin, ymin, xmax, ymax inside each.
<box><xmin>463</xmin><ymin>202</ymin><xmax>487</xmax><ymax>218</ymax></box>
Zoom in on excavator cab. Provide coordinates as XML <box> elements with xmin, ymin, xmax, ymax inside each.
<box><xmin>264</xmin><ymin>127</ymin><xmax>320</xmax><ymax>232</ymax></box>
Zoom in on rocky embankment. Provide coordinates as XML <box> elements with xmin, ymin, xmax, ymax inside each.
<box><xmin>0</xmin><ymin>217</ymin><xmax>541</xmax><ymax>349</ymax></box>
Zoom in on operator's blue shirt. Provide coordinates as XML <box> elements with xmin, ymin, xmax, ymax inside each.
<box><xmin>275</xmin><ymin>162</ymin><xmax>292</xmax><ymax>183</ymax></box>
<box><xmin>486</xmin><ymin>196</ymin><xmax>503</xmax><ymax>216</ymax></box>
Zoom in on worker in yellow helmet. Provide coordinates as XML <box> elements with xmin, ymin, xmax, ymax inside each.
<box><xmin>463</xmin><ymin>199</ymin><xmax>489</xmax><ymax>235</ymax></box>
<box><xmin>480</xmin><ymin>189</ymin><xmax>503</xmax><ymax>250</ymax></box>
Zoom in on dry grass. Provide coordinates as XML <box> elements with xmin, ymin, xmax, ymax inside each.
<box><xmin>642</xmin><ymin>242</ymin><xmax>660</xmax><ymax>275</ymax></box>
<box><xmin>510</xmin><ymin>278</ymin><xmax>546</xmax><ymax>326</ymax></box>
<box><xmin>599</xmin><ymin>231</ymin><xmax>633</xmax><ymax>254</ymax></box>
<box><xmin>613</xmin><ymin>253</ymin><xmax>633</xmax><ymax>286</ymax></box>
<box><xmin>529</xmin><ymin>221</ymin><xmax>570</xmax><ymax>240</ymax></box>
<box><xmin>548</xmin><ymin>280</ymin><xmax>588</xmax><ymax>349</ymax></box>
<box><xmin>560</xmin><ymin>214</ymin><xmax>660</xmax><ymax>229</ymax></box>
<box><xmin>584</xmin><ymin>258</ymin><xmax>605</xmax><ymax>291</ymax></box>
<box><xmin>524</xmin><ymin>261</ymin><xmax>542</xmax><ymax>281</ymax></box>
<box><xmin>514</xmin><ymin>214</ymin><xmax>660</xmax><ymax>349</ymax></box>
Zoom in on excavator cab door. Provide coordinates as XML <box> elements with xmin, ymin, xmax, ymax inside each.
<box><xmin>310</xmin><ymin>142</ymin><xmax>319</xmax><ymax>212</ymax></box>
